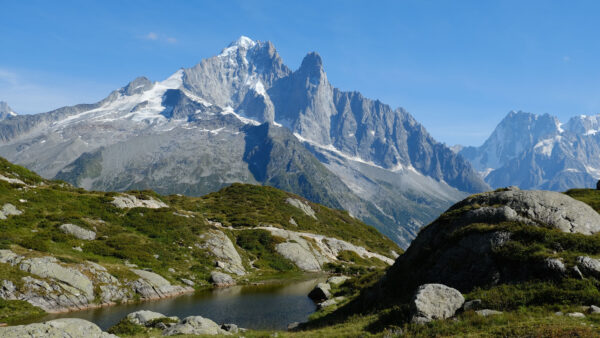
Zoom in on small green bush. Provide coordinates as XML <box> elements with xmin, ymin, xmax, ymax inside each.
<box><xmin>107</xmin><ymin>318</ymin><xmax>145</xmax><ymax>335</ymax></box>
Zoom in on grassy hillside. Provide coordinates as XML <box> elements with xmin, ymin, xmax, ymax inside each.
<box><xmin>0</xmin><ymin>157</ymin><xmax>399</xmax><ymax>325</ymax></box>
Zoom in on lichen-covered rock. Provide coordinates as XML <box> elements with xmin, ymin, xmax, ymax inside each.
<box><xmin>163</xmin><ymin>316</ymin><xmax>230</xmax><ymax>336</ymax></box>
<box><xmin>111</xmin><ymin>194</ymin><xmax>167</xmax><ymax>209</ymax></box>
<box><xmin>59</xmin><ymin>223</ymin><xmax>96</xmax><ymax>240</ymax></box>
<box><xmin>196</xmin><ymin>230</ymin><xmax>245</xmax><ymax>275</ymax></box>
<box><xmin>0</xmin><ymin>318</ymin><xmax>116</xmax><ymax>337</ymax></box>
<box><xmin>411</xmin><ymin>284</ymin><xmax>464</xmax><ymax>323</ymax></box>
<box><xmin>0</xmin><ymin>203</ymin><xmax>22</xmax><ymax>220</ymax></box>
<box><xmin>210</xmin><ymin>271</ymin><xmax>235</xmax><ymax>287</ymax></box>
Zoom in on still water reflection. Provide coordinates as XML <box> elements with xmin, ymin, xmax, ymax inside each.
<box><xmin>40</xmin><ymin>276</ymin><xmax>326</xmax><ymax>330</ymax></box>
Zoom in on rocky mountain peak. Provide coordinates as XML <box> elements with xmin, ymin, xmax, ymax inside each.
<box><xmin>0</xmin><ymin>101</ymin><xmax>17</xmax><ymax>120</ymax></box>
<box><xmin>298</xmin><ymin>52</ymin><xmax>325</xmax><ymax>81</ymax></box>
<box><xmin>120</xmin><ymin>76</ymin><xmax>154</xmax><ymax>96</ymax></box>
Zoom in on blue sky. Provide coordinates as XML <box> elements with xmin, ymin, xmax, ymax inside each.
<box><xmin>1</xmin><ymin>0</ymin><xmax>600</xmax><ymax>146</ymax></box>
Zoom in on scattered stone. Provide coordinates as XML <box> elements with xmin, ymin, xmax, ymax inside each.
<box><xmin>181</xmin><ymin>278</ymin><xmax>195</xmax><ymax>287</ymax></box>
<box><xmin>18</xmin><ymin>199</ymin><xmax>26</xmax><ymax>203</ymax></box>
<box><xmin>72</xmin><ymin>246</ymin><xmax>83</xmax><ymax>252</ymax></box>
<box><xmin>555</xmin><ymin>311</ymin><xmax>564</xmax><ymax>316</ymax></box>
<box><xmin>463</xmin><ymin>299</ymin><xmax>482</xmax><ymax>311</ymax></box>
<box><xmin>0</xmin><ymin>203</ymin><xmax>22</xmax><ymax>220</ymax></box>
<box><xmin>221</xmin><ymin>323</ymin><xmax>238</xmax><ymax>333</ymax></box>
<box><xmin>0</xmin><ymin>318</ymin><xmax>115</xmax><ymax>337</ymax></box>
<box><xmin>476</xmin><ymin>309</ymin><xmax>503</xmax><ymax>316</ymax></box>
<box><xmin>168</xmin><ymin>268</ymin><xmax>176</xmax><ymax>273</ymax></box>
<box><xmin>289</xmin><ymin>217</ymin><xmax>298</xmax><ymax>226</ymax></box>
<box><xmin>210</xmin><ymin>271</ymin><xmax>235</xmax><ymax>287</ymax></box>
<box><xmin>308</xmin><ymin>283</ymin><xmax>331</xmax><ymax>302</ymax></box>
<box><xmin>327</xmin><ymin>276</ymin><xmax>350</xmax><ymax>285</ymax></box>
<box><xmin>411</xmin><ymin>284</ymin><xmax>465</xmax><ymax>324</ymax></box>
<box><xmin>163</xmin><ymin>316</ymin><xmax>229</xmax><ymax>336</ymax></box>
<box><xmin>567</xmin><ymin>312</ymin><xmax>586</xmax><ymax>318</ymax></box>
<box><xmin>60</xmin><ymin>223</ymin><xmax>96</xmax><ymax>241</ymax></box>
<box><xmin>111</xmin><ymin>194</ymin><xmax>168</xmax><ymax>209</ymax></box>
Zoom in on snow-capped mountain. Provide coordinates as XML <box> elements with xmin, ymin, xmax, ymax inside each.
<box><xmin>0</xmin><ymin>102</ymin><xmax>17</xmax><ymax>120</ymax></box>
<box><xmin>0</xmin><ymin>36</ymin><xmax>488</xmax><ymax>247</ymax></box>
<box><xmin>460</xmin><ymin>111</ymin><xmax>600</xmax><ymax>190</ymax></box>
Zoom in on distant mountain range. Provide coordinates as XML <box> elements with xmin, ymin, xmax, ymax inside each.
<box><xmin>0</xmin><ymin>36</ymin><xmax>488</xmax><ymax>248</ymax></box>
<box><xmin>460</xmin><ymin>111</ymin><xmax>600</xmax><ymax>191</ymax></box>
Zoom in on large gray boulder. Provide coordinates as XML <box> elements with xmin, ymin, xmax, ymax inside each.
<box><xmin>0</xmin><ymin>318</ymin><xmax>116</xmax><ymax>337</ymax></box>
<box><xmin>162</xmin><ymin>316</ymin><xmax>230</xmax><ymax>336</ymax></box>
<box><xmin>209</xmin><ymin>271</ymin><xmax>235</xmax><ymax>287</ymax></box>
<box><xmin>126</xmin><ymin>310</ymin><xmax>168</xmax><ymax>326</ymax></box>
<box><xmin>576</xmin><ymin>256</ymin><xmax>600</xmax><ymax>278</ymax></box>
<box><xmin>59</xmin><ymin>223</ymin><xmax>96</xmax><ymax>240</ymax></box>
<box><xmin>308</xmin><ymin>282</ymin><xmax>331</xmax><ymax>302</ymax></box>
<box><xmin>196</xmin><ymin>230</ymin><xmax>245</xmax><ymax>275</ymax></box>
<box><xmin>411</xmin><ymin>284</ymin><xmax>465</xmax><ymax>323</ymax></box>
<box><xmin>129</xmin><ymin>269</ymin><xmax>193</xmax><ymax>299</ymax></box>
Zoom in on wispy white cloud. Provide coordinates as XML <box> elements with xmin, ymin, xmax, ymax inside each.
<box><xmin>142</xmin><ymin>32</ymin><xmax>177</xmax><ymax>44</ymax></box>
<box><xmin>563</xmin><ymin>56</ymin><xmax>571</xmax><ymax>63</ymax></box>
<box><xmin>145</xmin><ymin>32</ymin><xmax>159</xmax><ymax>40</ymax></box>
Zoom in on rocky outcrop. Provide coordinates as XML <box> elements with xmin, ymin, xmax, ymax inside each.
<box><xmin>129</xmin><ymin>269</ymin><xmax>193</xmax><ymax>299</ymax></box>
<box><xmin>259</xmin><ymin>226</ymin><xmax>394</xmax><ymax>271</ymax></box>
<box><xmin>0</xmin><ymin>318</ymin><xmax>115</xmax><ymax>338</ymax></box>
<box><xmin>19</xmin><ymin>256</ymin><xmax>95</xmax><ymax>300</ymax></box>
<box><xmin>381</xmin><ymin>189</ymin><xmax>600</xmax><ymax>297</ymax></box>
<box><xmin>163</xmin><ymin>316</ymin><xmax>230</xmax><ymax>336</ymax></box>
<box><xmin>111</xmin><ymin>194</ymin><xmax>168</xmax><ymax>209</ymax></box>
<box><xmin>286</xmin><ymin>198</ymin><xmax>317</xmax><ymax>219</ymax></box>
<box><xmin>0</xmin><ymin>249</ymin><xmax>190</xmax><ymax>313</ymax></box>
<box><xmin>476</xmin><ymin>309</ymin><xmax>503</xmax><ymax>316</ymax></box>
<box><xmin>0</xmin><ymin>203</ymin><xmax>21</xmax><ymax>220</ymax></box>
<box><xmin>209</xmin><ymin>271</ymin><xmax>235</xmax><ymax>287</ymax></box>
<box><xmin>308</xmin><ymin>282</ymin><xmax>331</xmax><ymax>302</ymax></box>
<box><xmin>59</xmin><ymin>223</ymin><xmax>96</xmax><ymax>240</ymax></box>
<box><xmin>411</xmin><ymin>284</ymin><xmax>464</xmax><ymax>323</ymax></box>
<box><xmin>196</xmin><ymin>230</ymin><xmax>245</xmax><ymax>275</ymax></box>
